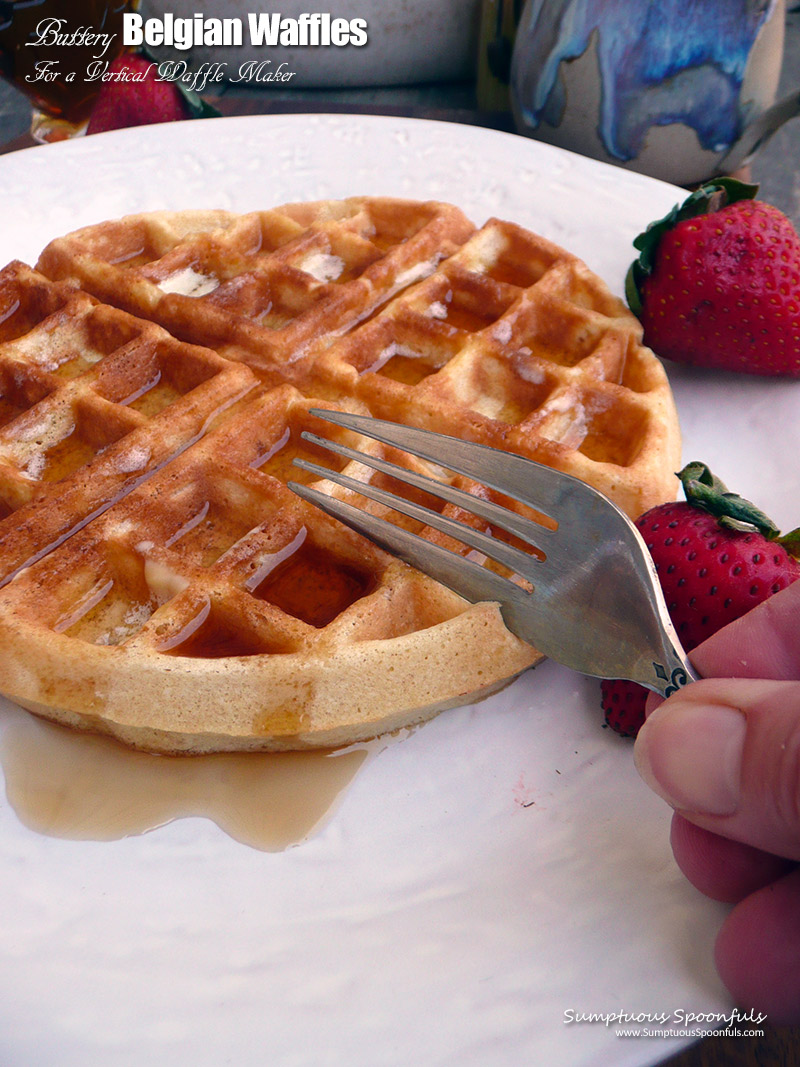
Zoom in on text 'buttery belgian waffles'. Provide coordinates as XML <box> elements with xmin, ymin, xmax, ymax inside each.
<box><xmin>0</xmin><ymin>197</ymin><xmax>680</xmax><ymax>753</ymax></box>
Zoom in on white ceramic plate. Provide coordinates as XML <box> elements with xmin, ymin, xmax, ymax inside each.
<box><xmin>1</xmin><ymin>114</ymin><xmax>795</xmax><ymax>1067</ymax></box>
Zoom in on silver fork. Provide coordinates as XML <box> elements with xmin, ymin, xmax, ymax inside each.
<box><xmin>288</xmin><ymin>410</ymin><xmax>699</xmax><ymax>697</ymax></box>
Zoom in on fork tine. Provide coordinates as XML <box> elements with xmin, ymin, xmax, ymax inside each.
<box><xmin>297</xmin><ymin>413</ymin><xmax>699</xmax><ymax>695</ymax></box>
<box><xmin>300</xmin><ymin>429</ymin><xmax>554</xmax><ymax>547</ymax></box>
<box><xmin>292</xmin><ymin>456</ymin><xmax>540</xmax><ymax>581</ymax></box>
<box><xmin>288</xmin><ymin>480</ymin><xmax>532</xmax><ymax>634</ymax></box>
<box><xmin>308</xmin><ymin>408</ymin><xmax>585</xmax><ymax>517</ymax></box>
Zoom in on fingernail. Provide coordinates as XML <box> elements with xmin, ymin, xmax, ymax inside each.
<box><xmin>634</xmin><ymin>702</ymin><xmax>746</xmax><ymax>816</ymax></box>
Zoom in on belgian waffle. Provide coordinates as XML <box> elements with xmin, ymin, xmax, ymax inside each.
<box><xmin>0</xmin><ymin>197</ymin><xmax>681</xmax><ymax>753</ymax></box>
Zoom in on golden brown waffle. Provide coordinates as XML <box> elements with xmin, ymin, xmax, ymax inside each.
<box><xmin>0</xmin><ymin>197</ymin><xmax>680</xmax><ymax>753</ymax></box>
<box><xmin>0</xmin><ymin>261</ymin><xmax>258</xmax><ymax>584</ymax></box>
<box><xmin>38</xmin><ymin>199</ymin><xmax>476</xmax><ymax>381</ymax></box>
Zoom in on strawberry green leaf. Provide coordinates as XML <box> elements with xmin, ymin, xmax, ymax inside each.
<box><xmin>776</xmin><ymin>526</ymin><xmax>800</xmax><ymax>559</ymax></box>
<box><xmin>624</xmin><ymin>259</ymin><xmax>645</xmax><ymax>316</ymax></box>
<box><xmin>678</xmin><ymin>461</ymin><xmax>780</xmax><ymax>538</ymax></box>
<box><xmin>679</xmin><ymin>460</ymin><xmax>729</xmax><ymax>494</ymax></box>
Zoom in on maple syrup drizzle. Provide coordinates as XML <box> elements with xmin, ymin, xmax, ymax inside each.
<box><xmin>0</xmin><ymin>296</ymin><xmax>22</xmax><ymax>342</ymax></box>
<box><xmin>377</xmin><ymin>352</ymin><xmax>438</xmax><ymax>385</ymax></box>
<box><xmin>108</xmin><ymin>244</ymin><xmax>148</xmax><ymax>267</ymax></box>
<box><xmin>486</xmin><ymin>259</ymin><xmax>543</xmax><ymax>289</ymax></box>
<box><xmin>35</xmin><ymin>430</ymin><xmax>99</xmax><ymax>483</ymax></box>
<box><xmin>250</xmin><ymin>425</ymin><xmax>291</xmax><ymax>470</ymax></box>
<box><xmin>0</xmin><ymin>710</ymin><xmax>371</xmax><ymax>852</ymax></box>
<box><xmin>439</xmin><ymin>300</ymin><xmax>501</xmax><ymax>335</ymax></box>
<box><xmin>167</xmin><ymin>608</ymin><xmax>272</xmax><ymax>658</ymax></box>
<box><xmin>124</xmin><ymin>371</ymin><xmax>183</xmax><ymax>417</ymax></box>
<box><xmin>362</xmin><ymin>344</ymin><xmax>444</xmax><ymax>386</ymax></box>
<box><xmin>159</xmin><ymin>597</ymin><xmax>211</xmax><ymax>651</ymax></box>
<box><xmin>251</xmin><ymin>534</ymin><xmax>375</xmax><ymax>628</ymax></box>
<box><xmin>255</xmin><ymin>426</ymin><xmax>349</xmax><ymax>486</ymax></box>
<box><xmin>0</xmin><ymin>395</ymin><xmax>26</xmax><ymax>429</ymax></box>
<box><xmin>53</xmin><ymin>577</ymin><xmax>115</xmax><ymax>634</ymax></box>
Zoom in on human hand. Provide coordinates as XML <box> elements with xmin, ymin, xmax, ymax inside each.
<box><xmin>634</xmin><ymin>579</ymin><xmax>800</xmax><ymax>1025</ymax></box>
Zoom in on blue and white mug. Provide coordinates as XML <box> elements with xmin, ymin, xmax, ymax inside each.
<box><xmin>510</xmin><ymin>0</ymin><xmax>797</xmax><ymax>185</ymax></box>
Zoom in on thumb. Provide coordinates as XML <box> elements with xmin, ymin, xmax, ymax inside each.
<box><xmin>634</xmin><ymin>678</ymin><xmax>800</xmax><ymax>861</ymax></box>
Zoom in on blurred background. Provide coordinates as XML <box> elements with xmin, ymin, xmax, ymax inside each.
<box><xmin>2</xmin><ymin>0</ymin><xmax>799</xmax><ymax>227</ymax></box>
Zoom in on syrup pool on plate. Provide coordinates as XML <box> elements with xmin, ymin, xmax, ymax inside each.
<box><xmin>0</xmin><ymin>705</ymin><xmax>372</xmax><ymax>850</ymax></box>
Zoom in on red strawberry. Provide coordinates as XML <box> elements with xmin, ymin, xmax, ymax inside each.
<box><xmin>601</xmin><ymin>679</ymin><xmax>646</xmax><ymax>739</ymax></box>
<box><xmin>625</xmin><ymin>178</ymin><xmax>800</xmax><ymax>377</ymax></box>
<box><xmin>87</xmin><ymin>55</ymin><xmax>191</xmax><ymax>134</ymax></box>
<box><xmin>602</xmin><ymin>462</ymin><xmax>800</xmax><ymax>737</ymax></box>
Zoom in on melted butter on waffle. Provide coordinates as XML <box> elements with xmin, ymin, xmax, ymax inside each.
<box><xmin>0</xmin><ymin>198</ymin><xmax>680</xmax><ymax>753</ymax></box>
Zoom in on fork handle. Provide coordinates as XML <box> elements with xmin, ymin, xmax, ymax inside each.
<box><xmin>649</xmin><ymin>653</ymin><xmax>701</xmax><ymax>698</ymax></box>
